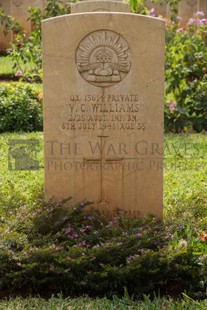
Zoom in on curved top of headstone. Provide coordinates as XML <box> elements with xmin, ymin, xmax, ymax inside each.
<box><xmin>70</xmin><ymin>0</ymin><xmax>131</xmax><ymax>13</ymax></box>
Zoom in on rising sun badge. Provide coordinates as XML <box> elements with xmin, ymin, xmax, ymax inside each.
<box><xmin>76</xmin><ymin>30</ymin><xmax>131</xmax><ymax>87</ymax></box>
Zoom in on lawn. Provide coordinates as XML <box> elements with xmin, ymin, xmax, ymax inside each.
<box><xmin>0</xmin><ymin>55</ymin><xmax>15</xmax><ymax>76</ymax></box>
<box><xmin>164</xmin><ymin>133</ymin><xmax>207</xmax><ymax>231</ymax></box>
<box><xmin>0</xmin><ymin>294</ymin><xmax>206</xmax><ymax>309</ymax></box>
<box><xmin>0</xmin><ymin>132</ymin><xmax>44</xmax><ymax>225</ymax></box>
<box><xmin>0</xmin><ymin>56</ymin><xmax>35</xmax><ymax>78</ymax></box>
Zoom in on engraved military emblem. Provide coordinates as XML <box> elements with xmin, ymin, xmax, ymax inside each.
<box><xmin>76</xmin><ymin>30</ymin><xmax>131</xmax><ymax>87</ymax></box>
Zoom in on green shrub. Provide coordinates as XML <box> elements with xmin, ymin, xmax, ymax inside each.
<box><xmin>0</xmin><ymin>82</ymin><xmax>43</xmax><ymax>132</ymax></box>
<box><xmin>0</xmin><ymin>201</ymin><xmax>206</xmax><ymax>299</ymax></box>
<box><xmin>165</xmin><ymin>16</ymin><xmax>207</xmax><ymax>132</ymax></box>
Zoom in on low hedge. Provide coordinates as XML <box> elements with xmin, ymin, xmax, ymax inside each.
<box><xmin>0</xmin><ymin>201</ymin><xmax>206</xmax><ymax>299</ymax></box>
<box><xmin>0</xmin><ymin>82</ymin><xmax>43</xmax><ymax>132</ymax></box>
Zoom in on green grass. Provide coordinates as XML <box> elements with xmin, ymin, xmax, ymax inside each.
<box><xmin>0</xmin><ymin>132</ymin><xmax>43</xmax><ymax>233</ymax></box>
<box><xmin>164</xmin><ymin>133</ymin><xmax>207</xmax><ymax>231</ymax></box>
<box><xmin>0</xmin><ymin>132</ymin><xmax>43</xmax><ymax>237</ymax></box>
<box><xmin>0</xmin><ymin>56</ymin><xmax>15</xmax><ymax>76</ymax></box>
<box><xmin>0</xmin><ymin>294</ymin><xmax>206</xmax><ymax>309</ymax></box>
<box><xmin>0</xmin><ymin>56</ymin><xmax>35</xmax><ymax>77</ymax></box>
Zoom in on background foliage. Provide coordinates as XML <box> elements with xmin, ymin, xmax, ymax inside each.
<box><xmin>0</xmin><ymin>0</ymin><xmax>71</xmax><ymax>81</ymax></box>
<box><xmin>165</xmin><ymin>15</ymin><xmax>207</xmax><ymax>132</ymax></box>
<box><xmin>1</xmin><ymin>0</ymin><xmax>207</xmax><ymax>132</ymax></box>
<box><xmin>0</xmin><ymin>83</ymin><xmax>43</xmax><ymax>132</ymax></box>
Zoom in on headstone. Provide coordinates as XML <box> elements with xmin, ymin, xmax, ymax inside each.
<box><xmin>179</xmin><ymin>0</ymin><xmax>198</xmax><ymax>25</ymax></box>
<box><xmin>0</xmin><ymin>0</ymin><xmax>45</xmax><ymax>50</ymax></box>
<box><xmin>0</xmin><ymin>0</ymin><xmax>49</xmax><ymax>50</ymax></box>
<box><xmin>144</xmin><ymin>0</ymin><xmax>169</xmax><ymax>17</ymax></box>
<box><xmin>199</xmin><ymin>0</ymin><xmax>207</xmax><ymax>17</ymax></box>
<box><xmin>43</xmin><ymin>12</ymin><xmax>165</xmax><ymax>217</ymax></box>
<box><xmin>11</xmin><ymin>0</ymin><xmax>44</xmax><ymax>32</ymax></box>
<box><xmin>70</xmin><ymin>0</ymin><xmax>131</xmax><ymax>13</ymax></box>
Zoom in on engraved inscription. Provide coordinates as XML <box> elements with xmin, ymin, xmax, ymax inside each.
<box><xmin>61</xmin><ymin>93</ymin><xmax>145</xmax><ymax>131</ymax></box>
<box><xmin>76</xmin><ymin>30</ymin><xmax>131</xmax><ymax>87</ymax></box>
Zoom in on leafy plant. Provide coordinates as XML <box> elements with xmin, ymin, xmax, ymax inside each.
<box><xmin>0</xmin><ymin>9</ymin><xmax>22</xmax><ymax>36</ymax></box>
<box><xmin>129</xmin><ymin>0</ymin><xmax>148</xmax><ymax>14</ymax></box>
<box><xmin>0</xmin><ymin>200</ymin><xmax>206</xmax><ymax>299</ymax></box>
<box><xmin>1</xmin><ymin>0</ymin><xmax>70</xmax><ymax>81</ymax></box>
<box><xmin>165</xmin><ymin>15</ymin><xmax>207</xmax><ymax>132</ymax></box>
<box><xmin>0</xmin><ymin>82</ymin><xmax>43</xmax><ymax>132</ymax></box>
